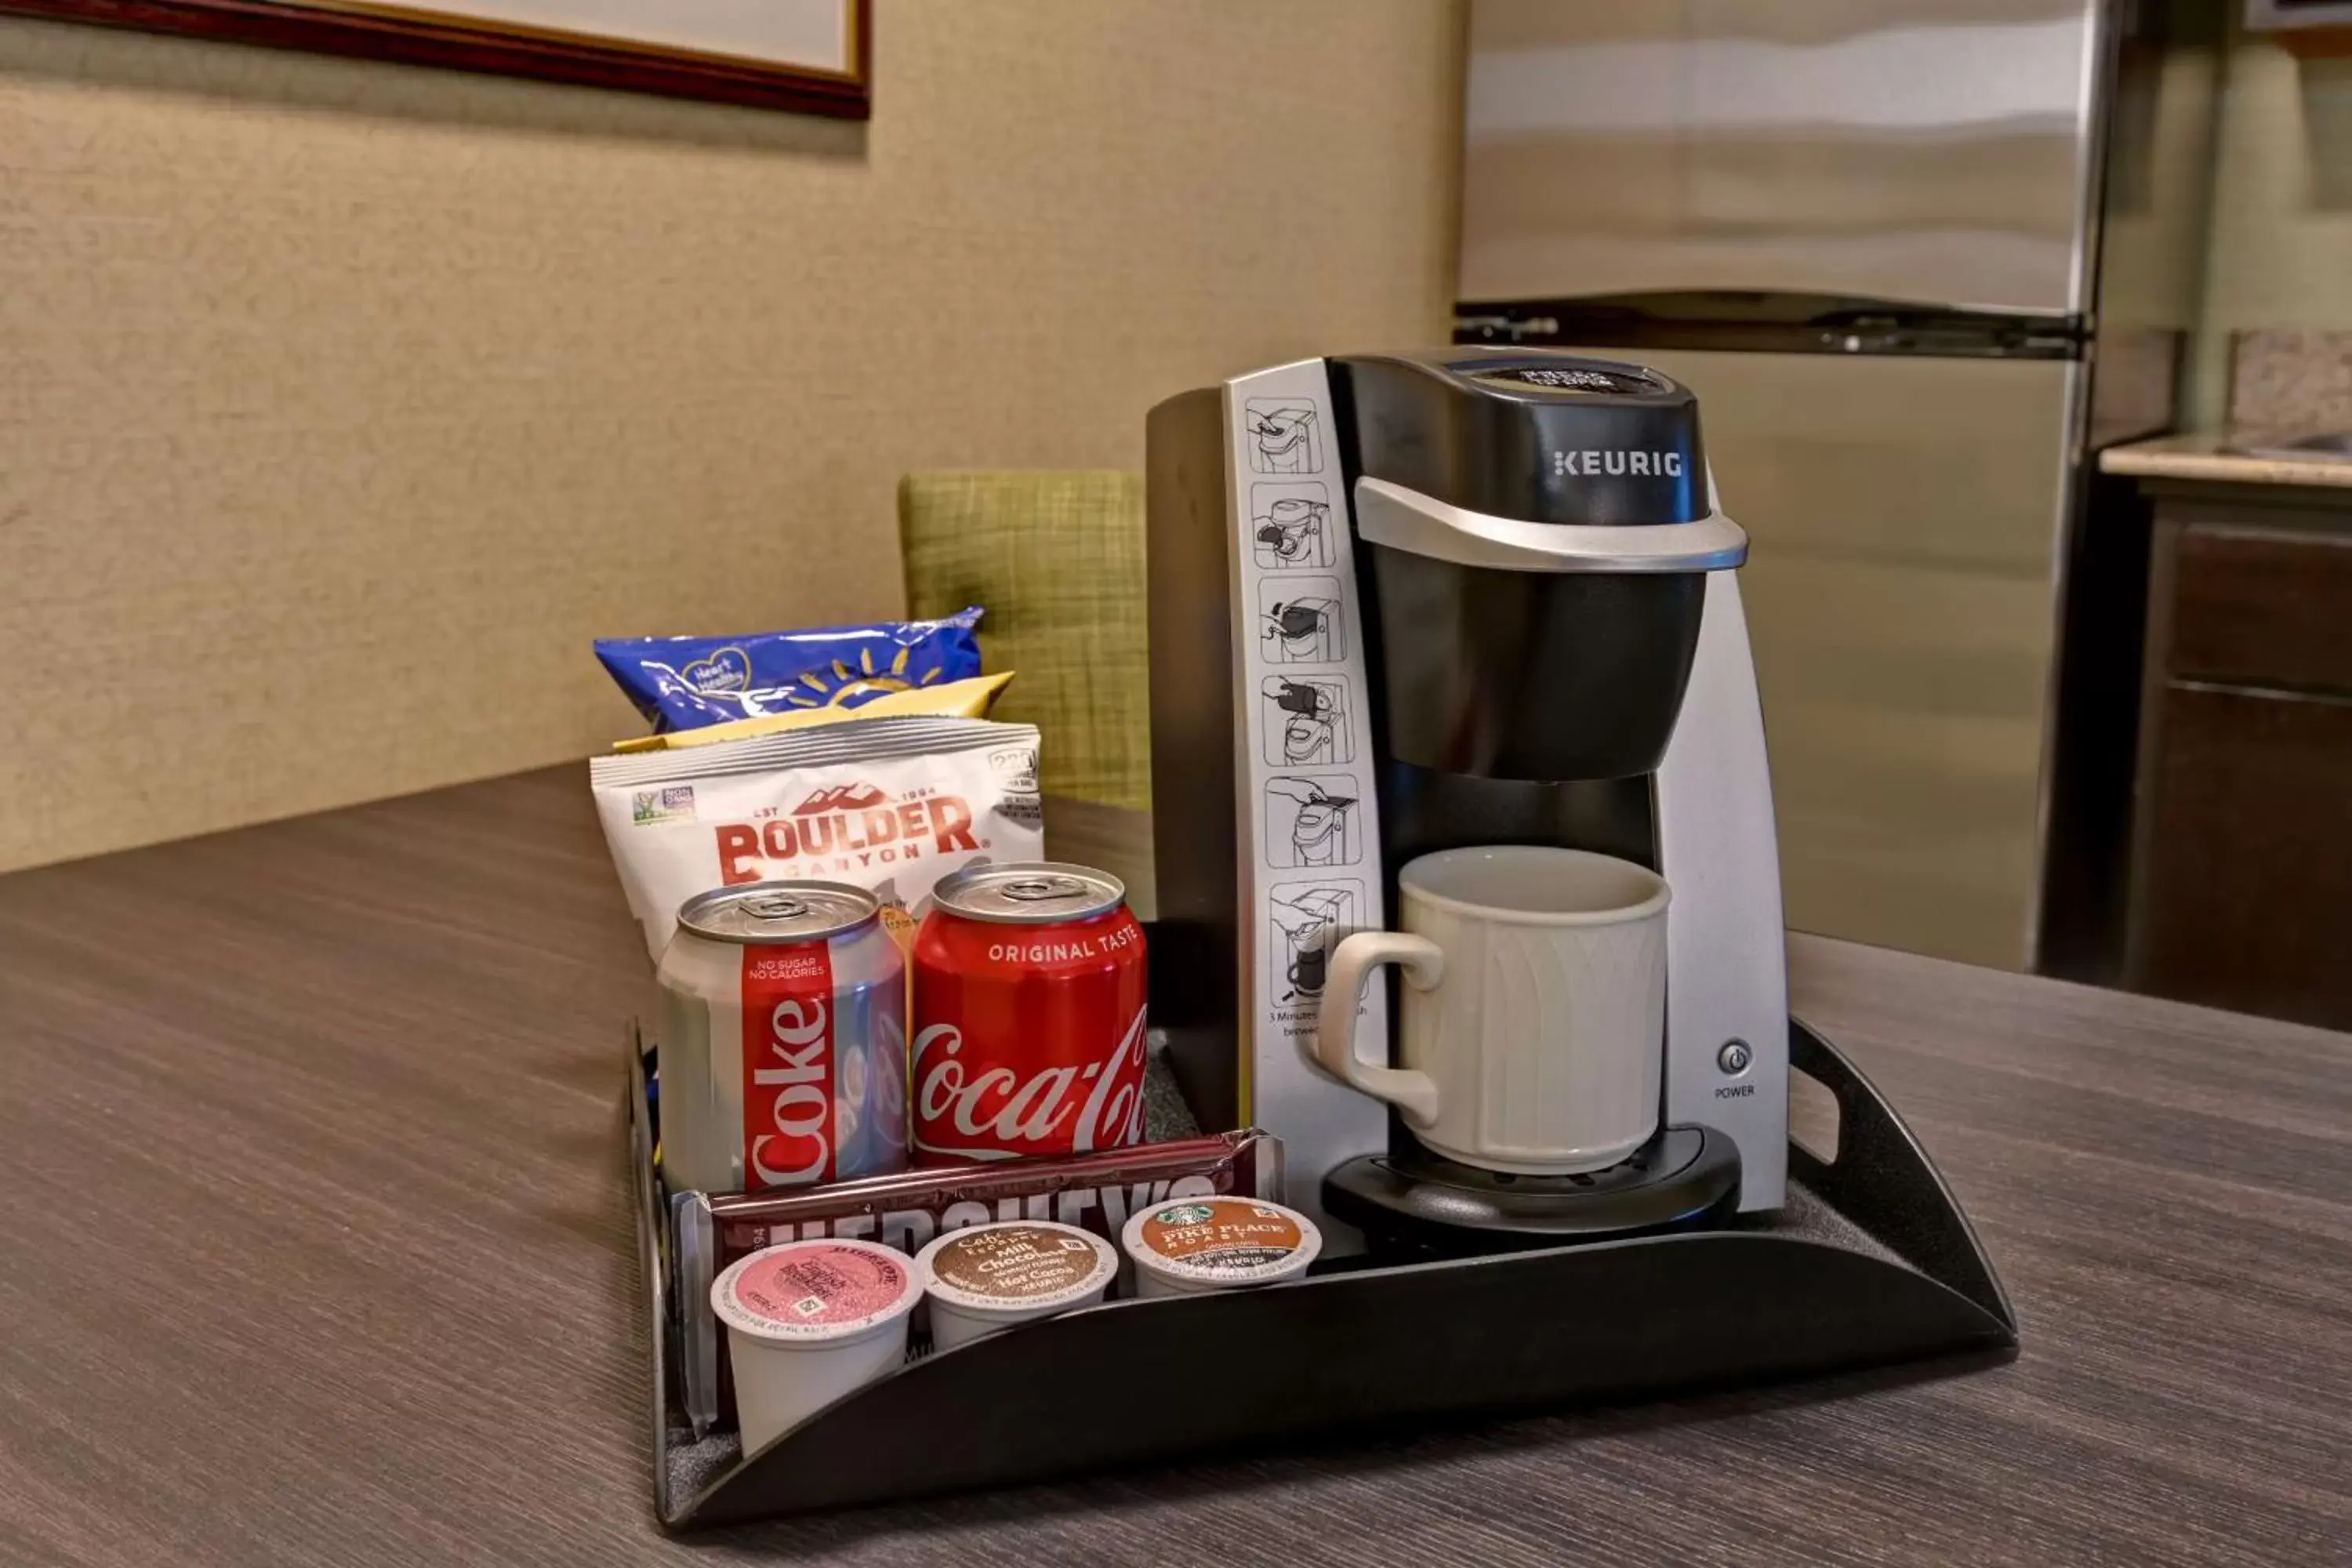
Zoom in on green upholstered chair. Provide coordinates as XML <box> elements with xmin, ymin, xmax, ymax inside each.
<box><xmin>897</xmin><ymin>471</ymin><xmax>1151</xmax><ymax>811</ymax></box>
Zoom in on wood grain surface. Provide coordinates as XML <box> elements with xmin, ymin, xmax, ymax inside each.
<box><xmin>1</xmin><ymin>768</ymin><xmax>2347</xmax><ymax>1567</ymax></box>
<box><xmin>2132</xmin><ymin>683</ymin><xmax>2352</xmax><ymax>1028</ymax></box>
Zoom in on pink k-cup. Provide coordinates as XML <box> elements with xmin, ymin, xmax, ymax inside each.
<box><xmin>710</xmin><ymin>1238</ymin><xmax>923</xmax><ymax>1455</ymax></box>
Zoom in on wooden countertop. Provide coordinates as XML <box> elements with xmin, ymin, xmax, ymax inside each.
<box><xmin>2</xmin><ymin>768</ymin><xmax>2347</xmax><ymax>1566</ymax></box>
<box><xmin>2101</xmin><ymin>432</ymin><xmax>2352</xmax><ymax>491</ymax></box>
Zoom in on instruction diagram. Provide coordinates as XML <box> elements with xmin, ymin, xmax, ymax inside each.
<box><xmin>1250</xmin><ymin>483</ymin><xmax>1335</xmax><ymax>569</ymax></box>
<box><xmin>1243</xmin><ymin>399</ymin><xmax>1323</xmax><ymax>475</ymax></box>
<box><xmin>1263</xmin><ymin>776</ymin><xmax>1363</xmax><ymax>868</ymax></box>
<box><xmin>1268</xmin><ymin>880</ymin><xmax>1365</xmax><ymax>1006</ymax></box>
<box><xmin>1258</xmin><ymin>576</ymin><xmax>1345</xmax><ymax>664</ymax></box>
<box><xmin>1260</xmin><ymin>676</ymin><xmax>1352</xmax><ymax>767</ymax></box>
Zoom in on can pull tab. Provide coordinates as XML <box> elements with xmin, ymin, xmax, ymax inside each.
<box><xmin>1000</xmin><ymin>877</ymin><xmax>1087</xmax><ymax>904</ymax></box>
<box><xmin>744</xmin><ymin>894</ymin><xmax>811</xmax><ymax>921</ymax></box>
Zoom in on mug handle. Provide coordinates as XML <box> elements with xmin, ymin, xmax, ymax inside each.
<box><xmin>1313</xmin><ymin>931</ymin><xmax>1443</xmax><ymax>1124</ymax></box>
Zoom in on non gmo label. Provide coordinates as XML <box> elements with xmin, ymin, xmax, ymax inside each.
<box><xmin>929</xmin><ymin>1224</ymin><xmax>1104</xmax><ymax>1301</ymax></box>
<box><xmin>1140</xmin><ymin>1199</ymin><xmax>1304</xmax><ymax>1273</ymax></box>
<box><xmin>633</xmin><ymin>784</ymin><xmax>697</xmax><ymax>825</ymax></box>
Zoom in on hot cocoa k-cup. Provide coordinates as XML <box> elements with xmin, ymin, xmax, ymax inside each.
<box><xmin>1121</xmin><ymin>1196</ymin><xmax>1322</xmax><ymax>1298</ymax></box>
<box><xmin>916</xmin><ymin>1220</ymin><xmax>1119</xmax><ymax>1350</ymax></box>
<box><xmin>711</xmin><ymin>1238</ymin><xmax>923</xmax><ymax>1456</ymax></box>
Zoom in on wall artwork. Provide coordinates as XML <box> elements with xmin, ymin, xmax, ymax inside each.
<box><xmin>0</xmin><ymin>0</ymin><xmax>871</xmax><ymax>116</ymax></box>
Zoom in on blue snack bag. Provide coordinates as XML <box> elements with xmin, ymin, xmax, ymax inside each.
<box><xmin>595</xmin><ymin>607</ymin><xmax>985</xmax><ymax>731</ymax></box>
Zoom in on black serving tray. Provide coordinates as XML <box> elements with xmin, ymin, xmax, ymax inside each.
<box><xmin>628</xmin><ymin>1018</ymin><xmax>2016</xmax><ymax>1530</ymax></box>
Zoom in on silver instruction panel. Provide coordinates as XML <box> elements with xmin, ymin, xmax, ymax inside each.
<box><xmin>1226</xmin><ymin>361</ymin><xmax>1390</xmax><ymax>1229</ymax></box>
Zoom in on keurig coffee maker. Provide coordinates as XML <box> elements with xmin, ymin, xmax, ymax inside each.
<box><xmin>630</xmin><ymin>347</ymin><xmax>2020</xmax><ymax>1526</ymax></box>
<box><xmin>1148</xmin><ymin>349</ymin><xmax>1791</xmax><ymax>1251</ymax></box>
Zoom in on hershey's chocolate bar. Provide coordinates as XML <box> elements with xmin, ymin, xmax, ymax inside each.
<box><xmin>670</xmin><ymin>1130</ymin><xmax>1279</xmax><ymax>1436</ymax></box>
<box><xmin>713</xmin><ymin>1127</ymin><xmax>1278</xmax><ymax>1259</ymax></box>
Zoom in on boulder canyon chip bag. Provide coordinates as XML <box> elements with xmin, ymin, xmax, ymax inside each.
<box><xmin>590</xmin><ymin>716</ymin><xmax>1044</xmax><ymax>961</ymax></box>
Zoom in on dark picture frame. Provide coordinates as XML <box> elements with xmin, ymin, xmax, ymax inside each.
<box><xmin>0</xmin><ymin>0</ymin><xmax>872</xmax><ymax>117</ymax></box>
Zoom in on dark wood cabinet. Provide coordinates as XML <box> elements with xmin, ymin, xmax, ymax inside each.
<box><xmin>2167</xmin><ymin>524</ymin><xmax>2352</xmax><ymax>691</ymax></box>
<box><xmin>2125</xmin><ymin>481</ymin><xmax>2352</xmax><ymax>1030</ymax></box>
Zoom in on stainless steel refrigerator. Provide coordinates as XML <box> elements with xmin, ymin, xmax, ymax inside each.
<box><xmin>1456</xmin><ymin>0</ymin><xmax>2222</xmax><ymax>973</ymax></box>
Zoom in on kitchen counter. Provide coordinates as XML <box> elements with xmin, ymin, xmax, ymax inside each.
<box><xmin>2101</xmin><ymin>431</ymin><xmax>2352</xmax><ymax>490</ymax></box>
<box><xmin>2</xmin><ymin>768</ymin><xmax>2347</xmax><ymax>1566</ymax></box>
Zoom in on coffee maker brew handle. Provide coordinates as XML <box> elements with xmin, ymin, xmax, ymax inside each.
<box><xmin>1315</xmin><ymin>932</ymin><xmax>1443</xmax><ymax>1126</ymax></box>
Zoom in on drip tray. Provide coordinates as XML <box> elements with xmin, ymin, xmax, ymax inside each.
<box><xmin>1324</xmin><ymin>1126</ymin><xmax>1742</xmax><ymax>1254</ymax></box>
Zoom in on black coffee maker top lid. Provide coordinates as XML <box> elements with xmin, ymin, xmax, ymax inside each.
<box><xmin>1330</xmin><ymin>349</ymin><xmax>1707</xmax><ymax>527</ymax></box>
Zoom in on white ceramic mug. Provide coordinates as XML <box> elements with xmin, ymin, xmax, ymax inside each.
<box><xmin>1313</xmin><ymin>845</ymin><xmax>1670</xmax><ymax>1175</ymax></box>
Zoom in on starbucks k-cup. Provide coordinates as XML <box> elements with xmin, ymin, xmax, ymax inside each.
<box><xmin>1121</xmin><ymin>1196</ymin><xmax>1321</xmax><ymax>1298</ymax></box>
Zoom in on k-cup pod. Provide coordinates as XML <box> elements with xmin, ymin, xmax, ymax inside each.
<box><xmin>915</xmin><ymin>1220</ymin><xmax>1120</xmax><ymax>1351</ymax></box>
<box><xmin>710</xmin><ymin>1238</ymin><xmax>922</xmax><ymax>1455</ymax></box>
<box><xmin>1121</xmin><ymin>1196</ymin><xmax>1322</xmax><ymax>1298</ymax></box>
<box><xmin>671</xmin><ymin>1130</ymin><xmax>1285</xmax><ymax>1437</ymax></box>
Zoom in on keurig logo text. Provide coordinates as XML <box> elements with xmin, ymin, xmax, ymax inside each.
<box><xmin>1551</xmin><ymin>449</ymin><xmax>1686</xmax><ymax>479</ymax></box>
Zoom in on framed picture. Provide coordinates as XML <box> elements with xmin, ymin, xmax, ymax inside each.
<box><xmin>0</xmin><ymin>0</ymin><xmax>871</xmax><ymax>117</ymax></box>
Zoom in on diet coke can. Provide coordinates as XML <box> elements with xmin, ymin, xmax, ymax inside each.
<box><xmin>657</xmin><ymin>881</ymin><xmax>907</xmax><ymax>1195</ymax></box>
<box><xmin>912</xmin><ymin>862</ymin><xmax>1148</xmax><ymax>1164</ymax></box>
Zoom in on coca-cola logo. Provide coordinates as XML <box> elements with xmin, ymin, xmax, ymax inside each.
<box><xmin>911</xmin><ymin>1006</ymin><xmax>1146</xmax><ymax>1158</ymax></box>
<box><xmin>747</xmin><ymin>987</ymin><xmax>833</xmax><ymax>1187</ymax></box>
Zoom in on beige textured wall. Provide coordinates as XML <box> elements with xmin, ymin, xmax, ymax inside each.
<box><xmin>0</xmin><ymin>2</ymin><xmax>1462</xmax><ymax>871</ymax></box>
<box><xmin>2187</xmin><ymin>32</ymin><xmax>2352</xmax><ymax>428</ymax></box>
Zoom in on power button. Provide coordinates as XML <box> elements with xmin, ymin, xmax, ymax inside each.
<box><xmin>1717</xmin><ymin>1039</ymin><xmax>1753</xmax><ymax>1076</ymax></box>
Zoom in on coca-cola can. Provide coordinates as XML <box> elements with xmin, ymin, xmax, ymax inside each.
<box><xmin>658</xmin><ymin>880</ymin><xmax>908</xmax><ymax>1195</ymax></box>
<box><xmin>911</xmin><ymin>862</ymin><xmax>1148</xmax><ymax>1164</ymax></box>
